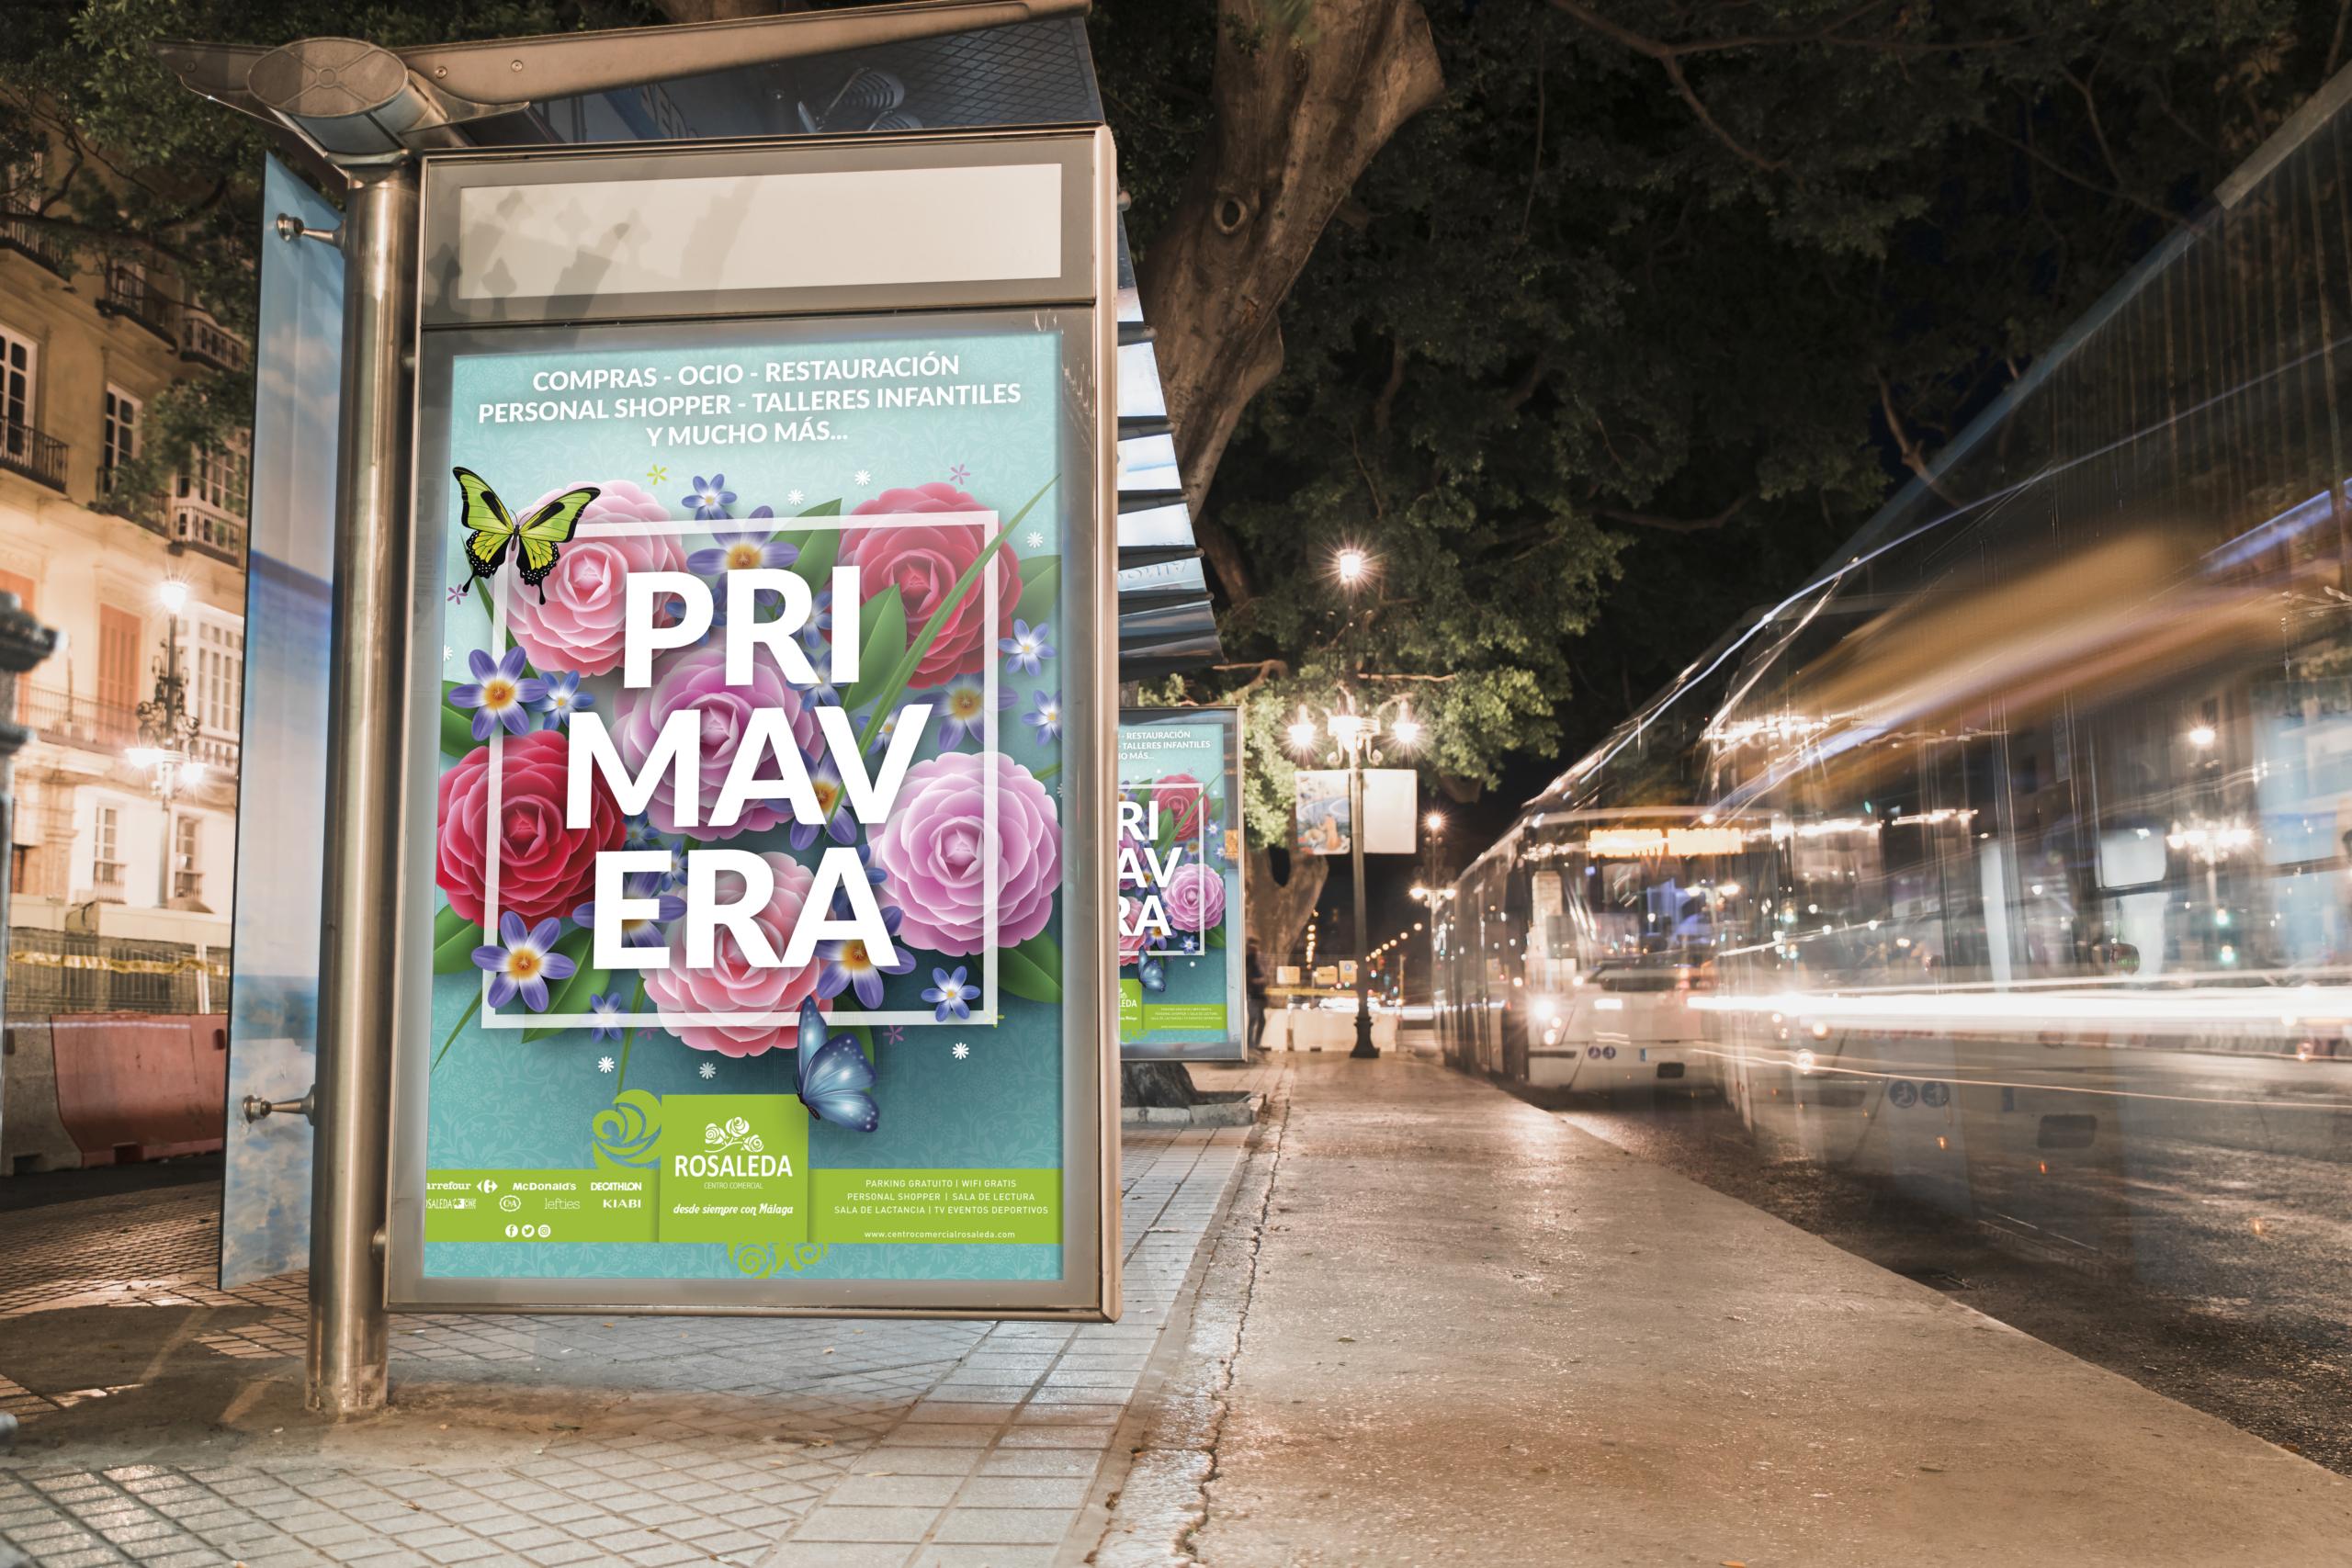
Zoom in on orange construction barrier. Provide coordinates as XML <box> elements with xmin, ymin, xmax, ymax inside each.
<box><xmin>40</xmin><ymin>1013</ymin><xmax>228</xmax><ymax>1167</ymax></box>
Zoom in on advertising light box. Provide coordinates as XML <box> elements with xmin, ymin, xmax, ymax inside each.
<box><xmin>388</xmin><ymin>130</ymin><xmax>1117</xmax><ymax>1317</ymax></box>
<box><xmin>1115</xmin><ymin>707</ymin><xmax>1244</xmax><ymax>1062</ymax></box>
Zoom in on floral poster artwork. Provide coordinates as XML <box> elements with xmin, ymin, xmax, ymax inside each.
<box><xmin>418</xmin><ymin>327</ymin><xmax>1076</xmax><ymax>1283</ymax></box>
<box><xmin>1115</xmin><ymin>711</ymin><xmax>1246</xmax><ymax>1060</ymax></box>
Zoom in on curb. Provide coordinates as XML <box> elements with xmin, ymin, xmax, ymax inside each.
<box><xmin>1118</xmin><ymin>1091</ymin><xmax>1263</xmax><ymax>1129</ymax></box>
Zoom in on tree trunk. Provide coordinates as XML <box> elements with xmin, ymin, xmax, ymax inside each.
<box><xmin>1138</xmin><ymin>0</ymin><xmax>1444</xmax><ymax>606</ymax></box>
<box><xmin>1247</xmin><ymin>844</ymin><xmax>1327</xmax><ymax>969</ymax></box>
<box><xmin>1120</xmin><ymin>1061</ymin><xmax>1200</xmax><ymax>1109</ymax></box>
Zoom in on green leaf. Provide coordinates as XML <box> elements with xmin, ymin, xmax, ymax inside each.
<box><xmin>854</xmin><ymin>477</ymin><xmax>1057</xmax><ymax>757</ymax></box>
<box><xmin>792</xmin><ymin>525</ymin><xmax>840</xmax><ymax>592</ymax></box>
<box><xmin>842</xmin><ymin>586</ymin><xmax>907</xmax><ymax>716</ymax></box>
<box><xmin>1206</xmin><ymin>923</ymin><xmax>1227</xmax><ymax>950</ymax></box>
<box><xmin>797</xmin><ymin>498</ymin><xmax>842</xmax><ymax>517</ymax></box>
<box><xmin>523</xmin><ymin>927</ymin><xmax>607</xmax><ymax>1043</ymax></box>
<box><xmin>1014</xmin><ymin>556</ymin><xmax>1059</xmax><ymax>628</ymax></box>
<box><xmin>999</xmin><ymin>933</ymin><xmax>1062</xmax><ymax>1005</ymax></box>
<box><xmin>442</xmin><ymin>702</ymin><xmax>480</xmax><ymax>758</ymax></box>
<box><xmin>433</xmin><ymin>906</ymin><xmax>485</xmax><ymax>974</ymax></box>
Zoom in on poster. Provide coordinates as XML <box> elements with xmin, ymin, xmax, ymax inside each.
<box><xmin>1294</xmin><ymin>769</ymin><xmax>1353</xmax><ymax>856</ymax></box>
<box><xmin>404</xmin><ymin>318</ymin><xmax>1087</xmax><ymax>1300</ymax></box>
<box><xmin>1294</xmin><ymin>767</ymin><xmax>1419</xmax><ymax>857</ymax></box>
<box><xmin>1116</xmin><ymin>707</ymin><xmax>1244</xmax><ymax>1060</ymax></box>
<box><xmin>220</xmin><ymin>157</ymin><xmax>344</xmax><ymax>1287</ymax></box>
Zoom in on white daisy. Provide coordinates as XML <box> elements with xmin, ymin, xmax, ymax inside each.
<box><xmin>1025</xmin><ymin>530</ymin><xmax>1046</xmax><ymax>550</ymax></box>
<box><xmin>952</xmin><ymin>1042</ymin><xmax>970</xmax><ymax>1060</ymax></box>
<box><xmin>854</xmin><ymin>469</ymin><xmax>872</xmax><ymax>485</ymax></box>
<box><xmin>597</xmin><ymin>1055</ymin><xmax>615</xmax><ymax>1074</ymax></box>
<box><xmin>787</xmin><ymin>489</ymin><xmax>805</xmax><ymax>504</ymax></box>
<box><xmin>699</xmin><ymin>1061</ymin><xmax>717</xmax><ymax>1080</ymax></box>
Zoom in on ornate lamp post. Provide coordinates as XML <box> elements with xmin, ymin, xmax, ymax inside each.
<box><xmin>1288</xmin><ymin>687</ymin><xmax>1423</xmax><ymax>1059</ymax></box>
<box><xmin>129</xmin><ymin>581</ymin><xmax>205</xmax><ymax>906</ymax></box>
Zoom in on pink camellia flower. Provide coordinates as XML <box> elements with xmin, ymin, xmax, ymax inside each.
<box><xmin>611</xmin><ymin>645</ymin><xmax>820</xmax><ymax>839</ymax></box>
<box><xmin>436</xmin><ymin>728</ymin><xmax>625</xmax><ymax>928</ymax></box>
<box><xmin>1160</xmin><ymin>861</ymin><xmax>1227</xmax><ymax>933</ymax></box>
<box><xmin>645</xmin><ymin>852</ymin><xmax>825</xmax><ymax>1057</ymax></box>
<box><xmin>842</xmin><ymin>482</ymin><xmax>1021</xmax><ymax>689</ymax></box>
<box><xmin>870</xmin><ymin>751</ymin><xmax>1060</xmax><ymax>955</ymax></box>
<box><xmin>1116</xmin><ymin>897</ymin><xmax>1147</xmax><ymax>966</ymax></box>
<box><xmin>1151</xmin><ymin>773</ymin><xmax>1207</xmax><ymax>842</ymax></box>
<box><xmin>506</xmin><ymin>479</ymin><xmax>682</xmax><ymax>677</ymax></box>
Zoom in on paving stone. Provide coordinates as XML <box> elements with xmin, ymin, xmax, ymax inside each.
<box><xmin>791</xmin><ymin>1504</ymin><xmax>940</xmax><ymax>1542</ymax></box>
<box><xmin>929</xmin><ymin>1506</ymin><xmax>1076</xmax><ymax>1545</ymax></box>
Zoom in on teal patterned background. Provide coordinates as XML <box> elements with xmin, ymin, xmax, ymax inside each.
<box><xmin>421</xmin><ymin>322</ymin><xmax>1070</xmax><ymax>1283</ymax></box>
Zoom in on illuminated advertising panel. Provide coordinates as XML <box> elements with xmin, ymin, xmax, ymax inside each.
<box><xmin>388</xmin><ymin>131</ymin><xmax>1116</xmax><ymax>1316</ymax></box>
<box><xmin>1115</xmin><ymin>706</ymin><xmax>1244</xmax><ymax>1061</ymax></box>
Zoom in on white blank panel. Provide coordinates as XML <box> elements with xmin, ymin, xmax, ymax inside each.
<box><xmin>454</xmin><ymin>162</ymin><xmax>1064</xmax><ymax>300</ymax></box>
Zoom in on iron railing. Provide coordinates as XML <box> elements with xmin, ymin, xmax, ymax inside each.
<box><xmin>169</xmin><ymin>496</ymin><xmax>245</xmax><ymax>564</ymax></box>
<box><xmin>97</xmin><ymin>260</ymin><xmax>175</xmax><ymax>344</ymax></box>
<box><xmin>0</xmin><ymin>420</ymin><xmax>65</xmax><ymax>491</ymax></box>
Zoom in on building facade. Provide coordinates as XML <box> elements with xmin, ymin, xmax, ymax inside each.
<box><xmin>0</xmin><ymin>193</ymin><xmax>248</xmax><ymax>1016</ymax></box>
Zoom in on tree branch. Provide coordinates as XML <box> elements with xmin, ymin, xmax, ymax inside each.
<box><xmin>1596</xmin><ymin>491</ymin><xmax>1750</xmax><ymax>534</ymax></box>
<box><xmin>1876</xmin><ymin>370</ymin><xmax>1959</xmax><ymax>503</ymax></box>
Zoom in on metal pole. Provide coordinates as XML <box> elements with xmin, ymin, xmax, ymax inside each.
<box><xmin>1349</xmin><ymin>755</ymin><xmax>1377</xmax><ymax>1058</ymax></box>
<box><xmin>307</xmin><ymin>163</ymin><xmax>417</xmax><ymax>1417</ymax></box>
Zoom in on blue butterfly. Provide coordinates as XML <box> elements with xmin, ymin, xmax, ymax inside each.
<box><xmin>1137</xmin><ymin>955</ymin><xmax>1167</xmax><ymax>994</ymax></box>
<box><xmin>795</xmin><ymin>998</ymin><xmax>879</xmax><ymax>1132</ymax></box>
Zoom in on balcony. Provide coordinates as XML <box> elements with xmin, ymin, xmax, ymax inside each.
<box><xmin>97</xmin><ymin>260</ymin><xmax>175</xmax><ymax>344</ymax></box>
<box><xmin>0</xmin><ymin>213</ymin><xmax>66</xmax><ymax>276</ymax></box>
<box><xmin>17</xmin><ymin>686</ymin><xmax>137</xmax><ymax>752</ymax></box>
<box><xmin>178</xmin><ymin>307</ymin><xmax>247</xmax><ymax>373</ymax></box>
<box><xmin>170</xmin><ymin>496</ymin><xmax>245</xmax><ymax>564</ymax></box>
<box><xmin>0</xmin><ymin>419</ymin><xmax>65</xmax><ymax>491</ymax></box>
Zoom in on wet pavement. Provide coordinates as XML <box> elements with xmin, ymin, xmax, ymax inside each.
<box><xmin>8</xmin><ymin>1052</ymin><xmax>2350</xmax><ymax>1566</ymax></box>
<box><xmin>1552</xmin><ymin>1088</ymin><xmax>2352</xmax><ymax>1473</ymax></box>
<box><xmin>1178</xmin><ymin>1055</ymin><xmax>2352</xmax><ymax>1567</ymax></box>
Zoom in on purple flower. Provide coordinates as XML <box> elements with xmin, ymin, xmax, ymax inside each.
<box><xmin>816</xmin><ymin>904</ymin><xmax>916</xmax><ymax>1008</ymax></box>
<box><xmin>922</xmin><ymin>964</ymin><xmax>979</xmax><ymax>1021</ymax></box>
<box><xmin>572</xmin><ymin>874</ymin><xmax>686</xmax><ymax>947</ymax></box>
<box><xmin>935</xmin><ymin>674</ymin><xmax>1015</xmax><ymax>749</ymax></box>
<box><xmin>799</xmin><ymin>586</ymin><xmax>835</xmax><ymax>658</ymax></box>
<box><xmin>449</xmin><ymin>646</ymin><xmax>547</xmax><ymax>740</ymax></box>
<box><xmin>533</xmin><ymin>669</ymin><xmax>595</xmax><ymax>731</ymax></box>
<box><xmin>587</xmin><ymin>991</ymin><xmax>624</xmax><ymax>1044</ymax></box>
<box><xmin>683</xmin><ymin>473</ymin><xmax>735</xmax><ymax>520</ymax></box>
<box><xmin>471</xmin><ymin>912</ymin><xmax>576</xmax><ymax>1012</ymax></box>
<box><xmin>1023</xmin><ymin>690</ymin><xmax>1061</xmax><ymax>744</ymax></box>
<box><xmin>618</xmin><ymin>814</ymin><xmax>668</xmax><ymax>853</ymax></box>
<box><xmin>689</xmin><ymin>514</ymin><xmax>798</xmax><ymax>580</ymax></box>
<box><xmin>789</xmin><ymin>752</ymin><xmax>859</xmax><ymax>851</ymax></box>
<box><xmin>1000</xmin><ymin>618</ymin><xmax>1054</xmax><ymax>675</ymax></box>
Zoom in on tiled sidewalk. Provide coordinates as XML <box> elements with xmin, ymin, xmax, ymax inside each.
<box><xmin>0</xmin><ymin>1111</ymin><xmax>1255</xmax><ymax>1568</ymax></box>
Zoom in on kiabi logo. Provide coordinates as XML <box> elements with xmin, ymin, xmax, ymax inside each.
<box><xmin>705</xmin><ymin>1115</ymin><xmax>765</xmax><ymax>1155</ymax></box>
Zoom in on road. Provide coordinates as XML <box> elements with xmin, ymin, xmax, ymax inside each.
<box><xmin>1547</xmin><ymin>1047</ymin><xmax>2352</xmax><ymax>1473</ymax></box>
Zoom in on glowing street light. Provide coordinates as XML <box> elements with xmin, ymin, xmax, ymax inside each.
<box><xmin>1334</xmin><ymin>545</ymin><xmax>1372</xmax><ymax>587</ymax></box>
<box><xmin>2188</xmin><ymin>723</ymin><xmax>2218</xmax><ymax>747</ymax></box>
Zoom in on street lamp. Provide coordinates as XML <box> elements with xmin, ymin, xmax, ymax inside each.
<box><xmin>1287</xmin><ymin>692</ymin><xmax>1421</xmax><ymax>1059</ymax></box>
<box><xmin>130</xmin><ymin>580</ymin><xmax>203</xmax><ymax>905</ymax></box>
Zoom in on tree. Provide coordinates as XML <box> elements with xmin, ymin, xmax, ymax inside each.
<box><xmin>1099</xmin><ymin>0</ymin><xmax>2352</xmax><ymax>972</ymax></box>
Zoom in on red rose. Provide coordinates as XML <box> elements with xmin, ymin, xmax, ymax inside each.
<box><xmin>842</xmin><ymin>481</ymin><xmax>1021</xmax><ymax>689</ymax></box>
<box><xmin>436</xmin><ymin>728</ymin><xmax>623</xmax><ymax>929</ymax></box>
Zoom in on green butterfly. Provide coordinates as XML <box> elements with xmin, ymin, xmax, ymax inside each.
<box><xmin>451</xmin><ymin>467</ymin><xmax>600</xmax><ymax>605</ymax></box>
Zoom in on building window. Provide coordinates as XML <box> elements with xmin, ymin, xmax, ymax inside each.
<box><xmin>177</xmin><ymin>432</ymin><xmax>251</xmax><ymax>517</ymax></box>
<box><xmin>102</xmin><ymin>385</ymin><xmax>141</xmax><ymax>488</ymax></box>
<box><xmin>0</xmin><ymin>321</ymin><xmax>34</xmax><ymax>445</ymax></box>
<box><xmin>94</xmin><ymin>804</ymin><xmax>121</xmax><ymax>887</ymax></box>
<box><xmin>173</xmin><ymin>814</ymin><xmax>199</xmax><ymax>901</ymax></box>
<box><xmin>96</xmin><ymin>603</ymin><xmax>141</xmax><ymax>739</ymax></box>
<box><xmin>10</xmin><ymin>843</ymin><xmax>27</xmax><ymax>895</ymax></box>
<box><xmin>197</xmin><ymin>620</ymin><xmax>243</xmax><ymax>733</ymax></box>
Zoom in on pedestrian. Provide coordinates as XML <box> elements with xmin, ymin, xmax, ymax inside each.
<box><xmin>1245</xmin><ymin>938</ymin><xmax>1270</xmax><ymax>1054</ymax></box>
